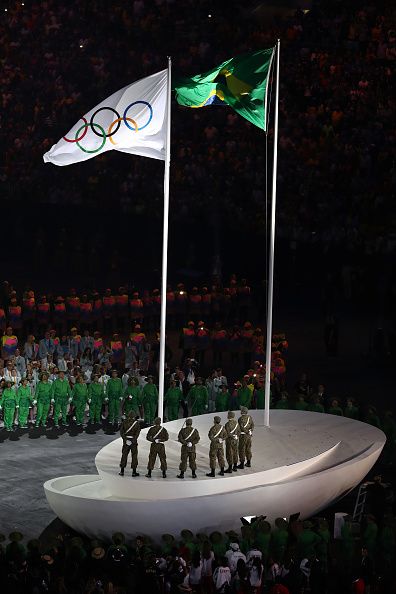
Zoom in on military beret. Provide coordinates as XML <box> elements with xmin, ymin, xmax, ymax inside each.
<box><xmin>214</xmin><ymin>416</ymin><xmax>221</xmax><ymax>423</ymax></box>
<box><xmin>154</xmin><ymin>417</ymin><xmax>161</xmax><ymax>425</ymax></box>
<box><xmin>240</xmin><ymin>406</ymin><xmax>248</xmax><ymax>414</ymax></box>
<box><xmin>227</xmin><ymin>411</ymin><xmax>235</xmax><ymax>418</ymax></box>
<box><xmin>186</xmin><ymin>418</ymin><xmax>193</xmax><ymax>425</ymax></box>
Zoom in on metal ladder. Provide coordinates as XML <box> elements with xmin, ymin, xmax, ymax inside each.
<box><xmin>353</xmin><ymin>482</ymin><xmax>368</xmax><ymax>522</ymax></box>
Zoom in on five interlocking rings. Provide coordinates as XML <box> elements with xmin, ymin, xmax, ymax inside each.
<box><xmin>63</xmin><ymin>101</ymin><xmax>153</xmax><ymax>153</ymax></box>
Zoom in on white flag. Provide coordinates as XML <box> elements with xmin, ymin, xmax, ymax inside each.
<box><xmin>43</xmin><ymin>69</ymin><xmax>168</xmax><ymax>166</ymax></box>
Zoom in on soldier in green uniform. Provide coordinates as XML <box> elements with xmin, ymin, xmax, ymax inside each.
<box><xmin>177</xmin><ymin>417</ymin><xmax>200</xmax><ymax>479</ymax></box>
<box><xmin>16</xmin><ymin>378</ymin><xmax>33</xmax><ymax>428</ymax></box>
<box><xmin>224</xmin><ymin>411</ymin><xmax>241</xmax><ymax>473</ymax></box>
<box><xmin>1</xmin><ymin>381</ymin><xmax>17</xmax><ymax>430</ymax></box>
<box><xmin>106</xmin><ymin>369</ymin><xmax>124</xmax><ymax>425</ymax></box>
<box><xmin>51</xmin><ymin>370</ymin><xmax>72</xmax><ymax>427</ymax></box>
<box><xmin>238</xmin><ymin>406</ymin><xmax>254</xmax><ymax>468</ymax></box>
<box><xmin>188</xmin><ymin>377</ymin><xmax>208</xmax><ymax>416</ymax></box>
<box><xmin>327</xmin><ymin>399</ymin><xmax>343</xmax><ymax>416</ymax></box>
<box><xmin>72</xmin><ymin>375</ymin><xmax>89</xmax><ymax>426</ymax></box>
<box><xmin>123</xmin><ymin>377</ymin><xmax>142</xmax><ymax>418</ymax></box>
<box><xmin>146</xmin><ymin>417</ymin><xmax>169</xmax><ymax>478</ymax></box>
<box><xmin>215</xmin><ymin>384</ymin><xmax>229</xmax><ymax>412</ymax></box>
<box><xmin>88</xmin><ymin>374</ymin><xmax>105</xmax><ymax>424</ymax></box>
<box><xmin>164</xmin><ymin>379</ymin><xmax>183</xmax><ymax>421</ymax></box>
<box><xmin>237</xmin><ymin>379</ymin><xmax>252</xmax><ymax>409</ymax></box>
<box><xmin>119</xmin><ymin>411</ymin><xmax>141</xmax><ymax>477</ymax></box>
<box><xmin>206</xmin><ymin>416</ymin><xmax>226</xmax><ymax>477</ymax></box>
<box><xmin>35</xmin><ymin>372</ymin><xmax>52</xmax><ymax>427</ymax></box>
<box><xmin>142</xmin><ymin>376</ymin><xmax>158</xmax><ymax>425</ymax></box>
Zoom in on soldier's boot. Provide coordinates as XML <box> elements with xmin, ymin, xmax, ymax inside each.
<box><xmin>145</xmin><ymin>469</ymin><xmax>152</xmax><ymax>478</ymax></box>
<box><xmin>192</xmin><ymin>471</ymin><xmax>197</xmax><ymax>478</ymax></box>
<box><xmin>232</xmin><ymin>464</ymin><xmax>238</xmax><ymax>472</ymax></box>
<box><xmin>162</xmin><ymin>470</ymin><xmax>167</xmax><ymax>478</ymax></box>
<box><xmin>132</xmin><ymin>469</ymin><xmax>140</xmax><ymax>477</ymax></box>
<box><xmin>177</xmin><ymin>471</ymin><xmax>185</xmax><ymax>479</ymax></box>
<box><xmin>218</xmin><ymin>467</ymin><xmax>225</xmax><ymax>476</ymax></box>
<box><xmin>119</xmin><ymin>467</ymin><xmax>125</xmax><ymax>477</ymax></box>
<box><xmin>224</xmin><ymin>465</ymin><xmax>233</xmax><ymax>474</ymax></box>
<box><xmin>246</xmin><ymin>460</ymin><xmax>251</xmax><ymax>468</ymax></box>
<box><xmin>237</xmin><ymin>461</ymin><xmax>245</xmax><ymax>469</ymax></box>
<box><xmin>206</xmin><ymin>469</ymin><xmax>215</xmax><ymax>477</ymax></box>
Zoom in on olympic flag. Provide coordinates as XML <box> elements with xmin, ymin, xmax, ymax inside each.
<box><xmin>43</xmin><ymin>69</ymin><xmax>168</xmax><ymax>165</ymax></box>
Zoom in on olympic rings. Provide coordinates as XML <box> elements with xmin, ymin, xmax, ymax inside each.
<box><xmin>123</xmin><ymin>101</ymin><xmax>153</xmax><ymax>131</ymax></box>
<box><xmin>63</xmin><ymin>117</ymin><xmax>88</xmax><ymax>143</ymax></box>
<box><xmin>75</xmin><ymin>122</ymin><xmax>106</xmax><ymax>154</ymax></box>
<box><xmin>90</xmin><ymin>107</ymin><xmax>121</xmax><ymax>138</ymax></box>
<box><xmin>108</xmin><ymin>117</ymin><xmax>138</xmax><ymax>145</ymax></box>
<box><xmin>67</xmin><ymin>101</ymin><xmax>153</xmax><ymax>153</ymax></box>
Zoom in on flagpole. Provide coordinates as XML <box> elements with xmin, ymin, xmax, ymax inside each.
<box><xmin>264</xmin><ymin>40</ymin><xmax>280</xmax><ymax>427</ymax></box>
<box><xmin>158</xmin><ymin>56</ymin><xmax>172</xmax><ymax>420</ymax></box>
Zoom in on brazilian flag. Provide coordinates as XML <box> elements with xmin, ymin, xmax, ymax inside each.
<box><xmin>173</xmin><ymin>48</ymin><xmax>275</xmax><ymax>131</ymax></box>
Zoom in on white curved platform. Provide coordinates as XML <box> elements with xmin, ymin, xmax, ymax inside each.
<box><xmin>44</xmin><ymin>411</ymin><xmax>385</xmax><ymax>541</ymax></box>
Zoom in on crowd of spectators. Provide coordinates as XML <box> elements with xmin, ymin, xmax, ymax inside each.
<box><xmin>1</xmin><ymin>507</ymin><xmax>395</xmax><ymax>594</ymax></box>
<box><xmin>1</xmin><ymin>1</ymin><xmax>395</xmax><ymax>287</ymax></box>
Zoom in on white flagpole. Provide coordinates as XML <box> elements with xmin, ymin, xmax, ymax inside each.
<box><xmin>158</xmin><ymin>56</ymin><xmax>172</xmax><ymax>420</ymax></box>
<box><xmin>264</xmin><ymin>40</ymin><xmax>280</xmax><ymax>427</ymax></box>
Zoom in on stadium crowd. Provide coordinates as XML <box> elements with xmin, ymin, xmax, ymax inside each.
<box><xmin>1</xmin><ymin>506</ymin><xmax>395</xmax><ymax>594</ymax></box>
<box><xmin>0</xmin><ymin>0</ymin><xmax>395</xmax><ymax>289</ymax></box>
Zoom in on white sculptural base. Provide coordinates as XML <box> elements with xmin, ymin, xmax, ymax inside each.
<box><xmin>44</xmin><ymin>410</ymin><xmax>385</xmax><ymax>541</ymax></box>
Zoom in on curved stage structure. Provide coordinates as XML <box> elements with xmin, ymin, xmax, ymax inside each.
<box><xmin>44</xmin><ymin>411</ymin><xmax>385</xmax><ymax>541</ymax></box>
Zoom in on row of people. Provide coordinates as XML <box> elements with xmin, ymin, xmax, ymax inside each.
<box><xmin>0</xmin><ymin>278</ymin><xmax>253</xmax><ymax>332</ymax></box>
<box><xmin>119</xmin><ymin>409</ymin><xmax>254</xmax><ymax>479</ymax></box>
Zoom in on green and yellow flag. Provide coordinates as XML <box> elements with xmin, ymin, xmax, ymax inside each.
<box><xmin>173</xmin><ymin>48</ymin><xmax>275</xmax><ymax>131</ymax></box>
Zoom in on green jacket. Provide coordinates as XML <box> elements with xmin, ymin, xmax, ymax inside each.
<box><xmin>73</xmin><ymin>383</ymin><xmax>89</xmax><ymax>403</ymax></box>
<box><xmin>188</xmin><ymin>385</ymin><xmax>208</xmax><ymax>408</ymax></box>
<box><xmin>237</xmin><ymin>387</ymin><xmax>252</xmax><ymax>408</ymax></box>
<box><xmin>51</xmin><ymin>378</ymin><xmax>72</xmax><ymax>401</ymax></box>
<box><xmin>89</xmin><ymin>381</ymin><xmax>104</xmax><ymax>402</ymax></box>
<box><xmin>106</xmin><ymin>377</ymin><xmax>123</xmax><ymax>400</ymax></box>
<box><xmin>17</xmin><ymin>385</ymin><xmax>33</xmax><ymax>407</ymax></box>
<box><xmin>1</xmin><ymin>387</ymin><xmax>17</xmax><ymax>408</ymax></box>
<box><xmin>143</xmin><ymin>382</ymin><xmax>159</xmax><ymax>404</ymax></box>
<box><xmin>164</xmin><ymin>387</ymin><xmax>183</xmax><ymax>407</ymax></box>
<box><xmin>215</xmin><ymin>390</ymin><xmax>229</xmax><ymax>412</ymax></box>
<box><xmin>35</xmin><ymin>381</ymin><xmax>52</xmax><ymax>402</ymax></box>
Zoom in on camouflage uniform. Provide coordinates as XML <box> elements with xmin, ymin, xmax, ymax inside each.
<box><xmin>119</xmin><ymin>413</ymin><xmax>141</xmax><ymax>475</ymax></box>
<box><xmin>177</xmin><ymin>418</ymin><xmax>200</xmax><ymax>478</ymax></box>
<box><xmin>207</xmin><ymin>416</ymin><xmax>227</xmax><ymax>476</ymax></box>
<box><xmin>146</xmin><ymin>417</ymin><xmax>169</xmax><ymax>476</ymax></box>
<box><xmin>224</xmin><ymin>411</ymin><xmax>241</xmax><ymax>472</ymax></box>
<box><xmin>238</xmin><ymin>407</ymin><xmax>254</xmax><ymax>467</ymax></box>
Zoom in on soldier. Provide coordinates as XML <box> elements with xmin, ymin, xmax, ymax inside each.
<box><xmin>177</xmin><ymin>418</ymin><xmax>200</xmax><ymax>479</ymax></box>
<box><xmin>51</xmin><ymin>370</ymin><xmax>72</xmax><ymax>427</ymax></box>
<box><xmin>119</xmin><ymin>411</ymin><xmax>141</xmax><ymax>477</ymax></box>
<box><xmin>146</xmin><ymin>417</ymin><xmax>169</xmax><ymax>478</ymax></box>
<box><xmin>224</xmin><ymin>411</ymin><xmax>241</xmax><ymax>473</ymax></box>
<box><xmin>238</xmin><ymin>406</ymin><xmax>254</xmax><ymax>469</ymax></box>
<box><xmin>88</xmin><ymin>373</ymin><xmax>105</xmax><ymax>424</ymax></box>
<box><xmin>206</xmin><ymin>416</ymin><xmax>227</xmax><ymax>477</ymax></box>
